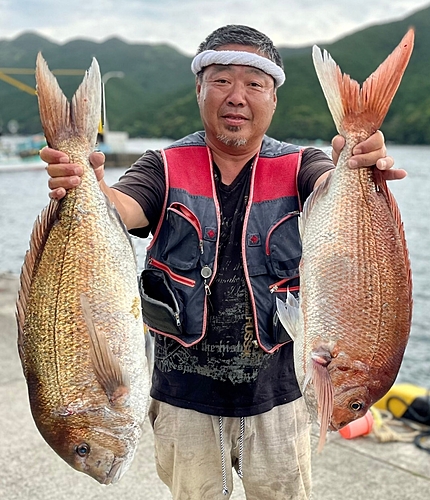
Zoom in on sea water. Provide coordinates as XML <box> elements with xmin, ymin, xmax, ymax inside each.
<box><xmin>1</xmin><ymin>142</ymin><xmax>429</xmax><ymax>388</ymax></box>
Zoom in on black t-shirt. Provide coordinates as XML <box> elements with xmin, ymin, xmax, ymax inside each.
<box><xmin>113</xmin><ymin>144</ymin><xmax>334</xmax><ymax>417</ymax></box>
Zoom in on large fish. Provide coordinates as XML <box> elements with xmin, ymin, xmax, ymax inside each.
<box><xmin>16</xmin><ymin>53</ymin><xmax>149</xmax><ymax>483</ymax></box>
<box><xmin>277</xmin><ymin>29</ymin><xmax>414</xmax><ymax>450</ymax></box>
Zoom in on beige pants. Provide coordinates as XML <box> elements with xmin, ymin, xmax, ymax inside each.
<box><xmin>148</xmin><ymin>398</ymin><xmax>312</xmax><ymax>500</ymax></box>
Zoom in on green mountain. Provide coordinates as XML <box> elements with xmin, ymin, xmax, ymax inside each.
<box><xmin>0</xmin><ymin>5</ymin><xmax>429</xmax><ymax>143</ymax></box>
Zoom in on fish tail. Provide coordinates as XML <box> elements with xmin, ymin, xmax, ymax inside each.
<box><xmin>312</xmin><ymin>28</ymin><xmax>414</xmax><ymax>135</ymax></box>
<box><xmin>35</xmin><ymin>52</ymin><xmax>101</xmax><ymax>150</ymax></box>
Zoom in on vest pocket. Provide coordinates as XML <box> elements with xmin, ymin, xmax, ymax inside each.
<box><xmin>266</xmin><ymin>212</ymin><xmax>301</xmax><ymax>278</ymax></box>
<box><xmin>139</xmin><ymin>269</ymin><xmax>184</xmax><ymax>336</ymax></box>
<box><xmin>162</xmin><ymin>203</ymin><xmax>203</xmax><ymax>271</ymax></box>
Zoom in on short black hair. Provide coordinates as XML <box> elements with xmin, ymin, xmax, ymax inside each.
<box><xmin>197</xmin><ymin>25</ymin><xmax>284</xmax><ymax>70</ymax></box>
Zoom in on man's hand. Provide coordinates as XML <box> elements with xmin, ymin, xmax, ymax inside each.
<box><xmin>331</xmin><ymin>130</ymin><xmax>406</xmax><ymax>181</ymax></box>
<box><xmin>39</xmin><ymin>147</ymin><xmax>106</xmax><ymax>199</ymax></box>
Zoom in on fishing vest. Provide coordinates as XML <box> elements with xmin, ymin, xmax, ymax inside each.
<box><xmin>139</xmin><ymin>131</ymin><xmax>303</xmax><ymax>353</ymax></box>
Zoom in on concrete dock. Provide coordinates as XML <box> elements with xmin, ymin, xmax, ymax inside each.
<box><xmin>1</xmin><ymin>273</ymin><xmax>429</xmax><ymax>499</ymax></box>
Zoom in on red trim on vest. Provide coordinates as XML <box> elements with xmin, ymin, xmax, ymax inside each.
<box><xmin>253</xmin><ymin>155</ymin><xmax>301</xmax><ymax>202</ymax></box>
<box><xmin>165</xmin><ymin>146</ymin><xmax>214</xmax><ymax>197</ymax></box>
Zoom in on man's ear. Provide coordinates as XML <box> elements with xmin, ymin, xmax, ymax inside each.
<box><xmin>196</xmin><ymin>78</ymin><xmax>202</xmax><ymax>103</ymax></box>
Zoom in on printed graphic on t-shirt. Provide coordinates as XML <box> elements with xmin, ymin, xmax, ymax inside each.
<box><xmin>154</xmin><ymin>162</ymin><xmax>272</xmax><ymax>384</ymax></box>
<box><xmin>154</xmin><ymin>273</ymin><xmax>271</xmax><ymax>384</ymax></box>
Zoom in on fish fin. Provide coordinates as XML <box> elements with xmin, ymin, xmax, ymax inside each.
<box><xmin>35</xmin><ymin>52</ymin><xmax>101</xmax><ymax>150</ymax></box>
<box><xmin>144</xmin><ymin>323</ymin><xmax>155</xmax><ymax>377</ymax></box>
<box><xmin>276</xmin><ymin>291</ymin><xmax>300</xmax><ymax>341</ymax></box>
<box><xmin>310</xmin><ymin>352</ymin><xmax>334</xmax><ymax>452</ymax></box>
<box><xmin>106</xmin><ymin>198</ymin><xmax>138</xmax><ymax>266</ymax></box>
<box><xmin>312</xmin><ymin>28</ymin><xmax>414</xmax><ymax>136</ymax></box>
<box><xmin>373</xmin><ymin>169</ymin><xmax>413</xmax><ymax>299</ymax></box>
<box><xmin>303</xmin><ymin>358</ymin><xmax>313</xmax><ymax>394</ymax></box>
<box><xmin>80</xmin><ymin>294</ymin><xmax>130</xmax><ymax>405</ymax></box>
<box><xmin>298</xmin><ymin>213</ymin><xmax>304</xmax><ymax>242</ymax></box>
<box><xmin>16</xmin><ymin>199</ymin><xmax>61</xmax><ymax>373</ymax></box>
<box><xmin>300</xmin><ymin>171</ymin><xmax>333</xmax><ymax>238</ymax></box>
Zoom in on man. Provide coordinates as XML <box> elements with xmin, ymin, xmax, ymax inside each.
<box><xmin>42</xmin><ymin>25</ymin><xmax>403</xmax><ymax>500</ymax></box>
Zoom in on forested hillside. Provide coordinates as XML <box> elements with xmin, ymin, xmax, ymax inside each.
<box><xmin>0</xmin><ymin>5</ymin><xmax>429</xmax><ymax>143</ymax></box>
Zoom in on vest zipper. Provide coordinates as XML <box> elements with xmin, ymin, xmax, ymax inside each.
<box><xmin>148</xmin><ymin>258</ymin><xmax>196</xmax><ymax>287</ymax></box>
<box><xmin>269</xmin><ymin>276</ymin><xmax>300</xmax><ymax>294</ymax></box>
<box><xmin>173</xmin><ymin>311</ymin><xmax>181</xmax><ymax>327</ymax></box>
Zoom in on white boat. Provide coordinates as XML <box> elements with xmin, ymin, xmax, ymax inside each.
<box><xmin>0</xmin><ymin>134</ymin><xmax>47</xmax><ymax>172</ymax></box>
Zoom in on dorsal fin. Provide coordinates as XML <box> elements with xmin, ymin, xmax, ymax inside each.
<box><xmin>16</xmin><ymin>199</ymin><xmax>60</xmax><ymax>371</ymax></box>
<box><xmin>373</xmin><ymin>169</ymin><xmax>413</xmax><ymax>319</ymax></box>
<box><xmin>300</xmin><ymin>171</ymin><xmax>333</xmax><ymax>237</ymax></box>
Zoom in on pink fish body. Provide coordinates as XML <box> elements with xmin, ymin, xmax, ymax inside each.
<box><xmin>278</xmin><ymin>29</ymin><xmax>414</xmax><ymax>450</ymax></box>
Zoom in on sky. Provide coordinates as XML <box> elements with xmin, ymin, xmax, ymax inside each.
<box><xmin>0</xmin><ymin>0</ymin><xmax>429</xmax><ymax>56</ymax></box>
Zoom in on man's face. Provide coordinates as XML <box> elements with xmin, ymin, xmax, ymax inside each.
<box><xmin>196</xmin><ymin>44</ymin><xmax>277</xmax><ymax>152</ymax></box>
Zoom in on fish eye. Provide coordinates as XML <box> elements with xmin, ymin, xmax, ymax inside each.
<box><xmin>75</xmin><ymin>443</ymin><xmax>90</xmax><ymax>457</ymax></box>
<box><xmin>349</xmin><ymin>401</ymin><xmax>364</xmax><ymax>412</ymax></box>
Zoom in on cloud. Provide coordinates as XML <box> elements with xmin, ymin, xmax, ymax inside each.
<box><xmin>1</xmin><ymin>0</ymin><xmax>429</xmax><ymax>55</ymax></box>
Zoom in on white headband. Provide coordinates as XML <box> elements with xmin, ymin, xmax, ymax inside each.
<box><xmin>191</xmin><ymin>50</ymin><xmax>286</xmax><ymax>88</ymax></box>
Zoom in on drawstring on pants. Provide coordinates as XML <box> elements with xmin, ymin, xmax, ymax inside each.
<box><xmin>218</xmin><ymin>416</ymin><xmax>246</xmax><ymax>496</ymax></box>
<box><xmin>237</xmin><ymin>416</ymin><xmax>245</xmax><ymax>479</ymax></box>
<box><xmin>219</xmin><ymin>416</ymin><xmax>229</xmax><ymax>496</ymax></box>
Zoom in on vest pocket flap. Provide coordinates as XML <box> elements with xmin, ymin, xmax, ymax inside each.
<box><xmin>266</xmin><ymin>212</ymin><xmax>301</xmax><ymax>278</ymax></box>
<box><xmin>139</xmin><ymin>269</ymin><xmax>183</xmax><ymax>336</ymax></box>
<box><xmin>163</xmin><ymin>205</ymin><xmax>202</xmax><ymax>271</ymax></box>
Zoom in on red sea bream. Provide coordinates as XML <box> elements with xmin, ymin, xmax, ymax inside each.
<box><xmin>277</xmin><ymin>29</ymin><xmax>414</xmax><ymax>450</ymax></box>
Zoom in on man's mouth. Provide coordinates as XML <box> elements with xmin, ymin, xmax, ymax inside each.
<box><xmin>222</xmin><ymin>114</ymin><xmax>248</xmax><ymax>126</ymax></box>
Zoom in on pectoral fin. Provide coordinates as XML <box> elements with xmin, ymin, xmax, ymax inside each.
<box><xmin>144</xmin><ymin>323</ymin><xmax>155</xmax><ymax>377</ymax></box>
<box><xmin>310</xmin><ymin>350</ymin><xmax>334</xmax><ymax>452</ymax></box>
<box><xmin>276</xmin><ymin>291</ymin><xmax>300</xmax><ymax>341</ymax></box>
<box><xmin>80</xmin><ymin>294</ymin><xmax>130</xmax><ymax>405</ymax></box>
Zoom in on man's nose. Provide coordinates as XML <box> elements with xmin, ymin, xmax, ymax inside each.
<box><xmin>226</xmin><ymin>82</ymin><xmax>246</xmax><ymax>106</ymax></box>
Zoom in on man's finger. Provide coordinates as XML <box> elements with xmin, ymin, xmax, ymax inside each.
<box><xmin>39</xmin><ymin>146</ymin><xmax>70</xmax><ymax>164</ymax></box>
<box><xmin>90</xmin><ymin>150</ymin><xmax>106</xmax><ymax>169</ymax></box>
<box><xmin>47</xmin><ymin>163</ymin><xmax>83</xmax><ymax>178</ymax></box>
<box><xmin>48</xmin><ymin>175</ymin><xmax>81</xmax><ymax>191</ymax></box>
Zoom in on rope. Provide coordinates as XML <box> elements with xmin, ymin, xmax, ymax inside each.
<box><xmin>370</xmin><ymin>407</ymin><xmax>421</xmax><ymax>443</ymax></box>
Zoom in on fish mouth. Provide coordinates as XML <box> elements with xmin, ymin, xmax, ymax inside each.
<box><xmin>103</xmin><ymin>459</ymin><xmax>125</xmax><ymax>485</ymax></box>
